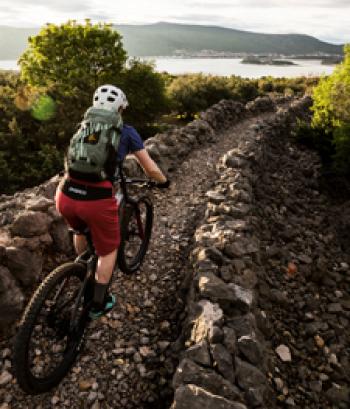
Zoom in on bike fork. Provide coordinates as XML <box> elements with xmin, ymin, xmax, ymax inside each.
<box><xmin>69</xmin><ymin>257</ymin><xmax>96</xmax><ymax>331</ymax></box>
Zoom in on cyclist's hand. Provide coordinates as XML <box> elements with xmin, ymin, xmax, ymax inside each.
<box><xmin>147</xmin><ymin>180</ymin><xmax>157</xmax><ymax>188</ymax></box>
<box><xmin>148</xmin><ymin>180</ymin><xmax>170</xmax><ymax>189</ymax></box>
<box><xmin>157</xmin><ymin>180</ymin><xmax>170</xmax><ymax>189</ymax></box>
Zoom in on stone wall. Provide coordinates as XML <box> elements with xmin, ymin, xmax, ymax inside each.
<box><xmin>0</xmin><ymin>96</ymin><xmax>279</xmax><ymax>333</ymax></box>
<box><xmin>170</xmin><ymin>97</ymin><xmax>312</xmax><ymax>409</ymax></box>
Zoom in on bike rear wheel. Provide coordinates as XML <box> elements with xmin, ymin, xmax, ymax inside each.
<box><xmin>13</xmin><ymin>262</ymin><xmax>88</xmax><ymax>394</ymax></box>
<box><xmin>117</xmin><ymin>196</ymin><xmax>153</xmax><ymax>274</ymax></box>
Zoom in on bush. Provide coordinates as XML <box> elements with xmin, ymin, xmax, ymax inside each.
<box><xmin>311</xmin><ymin>44</ymin><xmax>350</xmax><ymax>173</ymax></box>
<box><xmin>258</xmin><ymin>76</ymin><xmax>319</xmax><ymax>96</ymax></box>
<box><xmin>167</xmin><ymin>74</ymin><xmax>233</xmax><ymax>118</ymax></box>
<box><xmin>294</xmin><ymin>120</ymin><xmax>334</xmax><ymax>165</ymax></box>
<box><xmin>167</xmin><ymin>74</ymin><xmax>261</xmax><ymax>118</ymax></box>
<box><xmin>119</xmin><ymin>59</ymin><xmax>170</xmax><ymax>134</ymax></box>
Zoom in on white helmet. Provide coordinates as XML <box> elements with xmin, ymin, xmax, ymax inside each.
<box><xmin>93</xmin><ymin>84</ymin><xmax>128</xmax><ymax>112</ymax></box>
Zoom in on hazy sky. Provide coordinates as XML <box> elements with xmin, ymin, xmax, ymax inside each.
<box><xmin>1</xmin><ymin>0</ymin><xmax>349</xmax><ymax>44</ymax></box>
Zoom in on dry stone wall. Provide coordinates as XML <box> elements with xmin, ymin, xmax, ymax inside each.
<box><xmin>170</xmin><ymin>97</ymin><xmax>312</xmax><ymax>409</ymax></box>
<box><xmin>0</xmin><ymin>96</ymin><xmax>280</xmax><ymax>333</ymax></box>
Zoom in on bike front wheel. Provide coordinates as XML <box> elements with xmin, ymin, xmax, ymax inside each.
<box><xmin>13</xmin><ymin>262</ymin><xmax>88</xmax><ymax>394</ymax></box>
<box><xmin>117</xmin><ymin>196</ymin><xmax>153</xmax><ymax>274</ymax></box>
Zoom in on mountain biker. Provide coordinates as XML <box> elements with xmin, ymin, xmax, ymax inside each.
<box><xmin>55</xmin><ymin>84</ymin><xmax>169</xmax><ymax>319</ymax></box>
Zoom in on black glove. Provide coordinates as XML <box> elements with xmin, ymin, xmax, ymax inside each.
<box><xmin>157</xmin><ymin>179</ymin><xmax>170</xmax><ymax>189</ymax></box>
<box><xmin>148</xmin><ymin>179</ymin><xmax>170</xmax><ymax>189</ymax></box>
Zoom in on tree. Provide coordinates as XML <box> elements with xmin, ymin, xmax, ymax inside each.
<box><xmin>311</xmin><ymin>44</ymin><xmax>350</xmax><ymax>173</ymax></box>
<box><xmin>120</xmin><ymin>59</ymin><xmax>170</xmax><ymax>134</ymax></box>
<box><xmin>0</xmin><ymin>23</ymin><xmax>170</xmax><ymax>193</ymax></box>
<box><xmin>19</xmin><ymin>20</ymin><xmax>127</xmax><ymax>99</ymax></box>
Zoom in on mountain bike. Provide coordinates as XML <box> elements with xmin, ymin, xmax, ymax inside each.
<box><xmin>13</xmin><ymin>165</ymin><xmax>154</xmax><ymax>394</ymax></box>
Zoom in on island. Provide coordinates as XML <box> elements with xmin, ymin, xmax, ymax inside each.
<box><xmin>241</xmin><ymin>56</ymin><xmax>297</xmax><ymax>66</ymax></box>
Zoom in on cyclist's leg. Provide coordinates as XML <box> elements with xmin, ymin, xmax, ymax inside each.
<box><xmin>74</xmin><ymin>234</ymin><xmax>87</xmax><ymax>255</ymax></box>
<box><xmin>89</xmin><ymin>249</ymin><xmax>118</xmax><ymax>312</ymax></box>
<box><xmin>95</xmin><ymin>249</ymin><xmax>118</xmax><ymax>284</ymax></box>
<box><xmin>80</xmin><ymin>197</ymin><xmax>120</xmax><ymax>315</ymax></box>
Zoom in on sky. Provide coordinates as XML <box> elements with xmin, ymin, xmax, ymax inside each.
<box><xmin>1</xmin><ymin>0</ymin><xmax>349</xmax><ymax>44</ymax></box>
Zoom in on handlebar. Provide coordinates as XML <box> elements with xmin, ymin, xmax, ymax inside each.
<box><xmin>113</xmin><ymin>177</ymin><xmax>155</xmax><ymax>188</ymax></box>
<box><xmin>113</xmin><ymin>164</ymin><xmax>169</xmax><ymax>190</ymax></box>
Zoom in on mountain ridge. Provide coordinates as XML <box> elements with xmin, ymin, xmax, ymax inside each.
<box><xmin>0</xmin><ymin>21</ymin><xmax>344</xmax><ymax>60</ymax></box>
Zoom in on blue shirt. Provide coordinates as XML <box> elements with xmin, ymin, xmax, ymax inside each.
<box><xmin>117</xmin><ymin>125</ymin><xmax>144</xmax><ymax>161</ymax></box>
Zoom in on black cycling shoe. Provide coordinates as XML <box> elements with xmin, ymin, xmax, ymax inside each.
<box><xmin>88</xmin><ymin>294</ymin><xmax>116</xmax><ymax>320</ymax></box>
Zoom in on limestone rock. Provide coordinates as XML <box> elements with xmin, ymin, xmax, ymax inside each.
<box><xmin>173</xmin><ymin>359</ymin><xmax>241</xmax><ymax>401</ymax></box>
<box><xmin>197</xmin><ymin>272</ymin><xmax>253</xmax><ymax>313</ymax></box>
<box><xmin>5</xmin><ymin>246</ymin><xmax>43</xmax><ymax>286</ymax></box>
<box><xmin>0</xmin><ymin>266</ymin><xmax>24</xmax><ymax>329</ymax></box>
<box><xmin>0</xmin><ymin>370</ymin><xmax>13</xmax><ymax>386</ymax></box>
<box><xmin>25</xmin><ymin>197</ymin><xmax>54</xmax><ymax>212</ymax></box>
<box><xmin>237</xmin><ymin>334</ymin><xmax>263</xmax><ymax>366</ymax></box>
<box><xmin>227</xmin><ymin>314</ymin><xmax>257</xmax><ymax>338</ymax></box>
<box><xmin>183</xmin><ymin>340</ymin><xmax>211</xmax><ymax>367</ymax></box>
<box><xmin>235</xmin><ymin>357</ymin><xmax>266</xmax><ymax>391</ymax></box>
<box><xmin>211</xmin><ymin>343</ymin><xmax>235</xmax><ymax>384</ymax></box>
<box><xmin>190</xmin><ymin>300</ymin><xmax>224</xmax><ymax>344</ymax></box>
<box><xmin>275</xmin><ymin>344</ymin><xmax>292</xmax><ymax>362</ymax></box>
<box><xmin>223</xmin><ymin>326</ymin><xmax>237</xmax><ymax>355</ymax></box>
<box><xmin>10</xmin><ymin>211</ymin><xmax>51</xmax><ymax>237</ymax></box>
<box><xmin>50</xmin><ymin>220</ymin><xmax>73</xmax><ymax>254</ymax></box>
<box><xmin>172</xmin><ymin>384</ymin><xmax>247</xmax><ymax>409</ymax></box>
<box><xmin>325</xmin><ymin>384</ymin><xmax>350</xmax><ymax>405</ymax></box>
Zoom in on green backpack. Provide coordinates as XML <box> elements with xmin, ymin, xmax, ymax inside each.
<box><xmin>67</xmin><ymin>107</ymin><xmax>123</xmax><ymax>181</ymax></box>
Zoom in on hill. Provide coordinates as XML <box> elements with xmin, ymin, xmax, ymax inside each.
<box><xmin>116</xmin><ymin>22</ymin><xmax>344</xmax><ymax>56</ymax></box>
<box><xmin>0</xmin><ymin>22</ymin><xmax>344</xmax><ymax>60</ymax></box>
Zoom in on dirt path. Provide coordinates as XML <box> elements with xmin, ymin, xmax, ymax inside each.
<box><xmin>0</xmin><ymin>112</ymin><xmax>277</xmax><ymax>409</ymax></box>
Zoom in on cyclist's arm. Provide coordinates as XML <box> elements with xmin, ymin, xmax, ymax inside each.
<box><xmin>133</xmin><ymin>149</ymin><xmax>167</xmax><ymax>183</ymax></box>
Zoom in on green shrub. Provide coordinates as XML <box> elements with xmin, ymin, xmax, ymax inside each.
<box><xmin>167</xmin><ymin>74</ymin><xmax>233</xmax><ymax>118</ymax></box>
<box><xmin>167</xmin><ymin>74</ymin><xmax>261</xmax><ymax>118</ymax></box>
<box><xmin>119</xmin><ymin>59</ymin><xmax>170</xmax><ymax>134</ymax></box>
<box><xmin>228</xmin><ymin>76</ymin><xmax>260</xmax><ymax>102</ymax></box>
<box><xmin>311</xmin><ymin>44</ymin><xmax>350</xmax><ymax>173</ymax></box>
<box><xmin>294</xmin><ymin>119</ymin><xmax>334</xmax><ymax>165</ymax></box>
<box><xmin>258</xmin><ymin>76</ymin><xmax>319</xmax><ymax>96</ymax></box>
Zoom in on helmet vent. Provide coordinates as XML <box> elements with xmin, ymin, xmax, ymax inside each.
<box><xmin>93</xmin><ymin>85</ymin><xmax>128</xmax><ymax>111</ymax></box>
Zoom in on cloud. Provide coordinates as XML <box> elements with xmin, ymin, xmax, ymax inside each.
<box><xmin>188</xmin><ymin>0</ymin><xmax>350</xmax><ymax>8</ymax></box>
<box><xmin>169</xmin><ymin>8</ymin><xmax>350</xmax><ymax>44</ymax></box>
<box><xmin>1</xmin><ymin>0</ymin><xmax>92</xmax><ymax>12</ymax></box>
<box><xmin>0</xmin><ymin>0</ymin><xmax>348</xmax><ymax>44</ymax></box>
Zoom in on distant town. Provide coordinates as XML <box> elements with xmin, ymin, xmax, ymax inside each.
<box><xmin>169</xmin><ymin>49</ymin><xmax>343</xmax><ymax>65</ymax></box>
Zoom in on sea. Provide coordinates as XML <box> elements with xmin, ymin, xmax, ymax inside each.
<box><xmin>0</xmin><ymin>58</ymin><xmax>335</xmax><ymax>78</ymax></box>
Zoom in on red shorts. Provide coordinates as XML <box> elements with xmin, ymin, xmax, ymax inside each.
<box><xmin>56</xmin><ymin>180</ymin><xmax>120</xmax><ymax>256</ymax></box>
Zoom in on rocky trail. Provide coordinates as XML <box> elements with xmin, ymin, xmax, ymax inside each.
<box><xmin>0</xmin><ymin>97</ymin><xmax>349</xmax><ymax>409</ymax></box>
<box><xmin>253</xmin><ymin>124</ymin><xmax>350</xmax><ymax>408</ymax></box>
<box><xmin>0</xmin><ymin>110</ymin><xmax>276</xmax><ymax>409</ymax></box>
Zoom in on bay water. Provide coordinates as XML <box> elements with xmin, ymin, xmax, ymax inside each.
<box><xmin>0</xmin><ymin>58</ymin><xmax>335</xmax><ymax>78</ymax></box>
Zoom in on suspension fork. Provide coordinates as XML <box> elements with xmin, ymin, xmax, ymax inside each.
<box><xmin>69</xmin><ymin>257</ymin><xmax>96</xmax><ymax>332</ymax></box>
